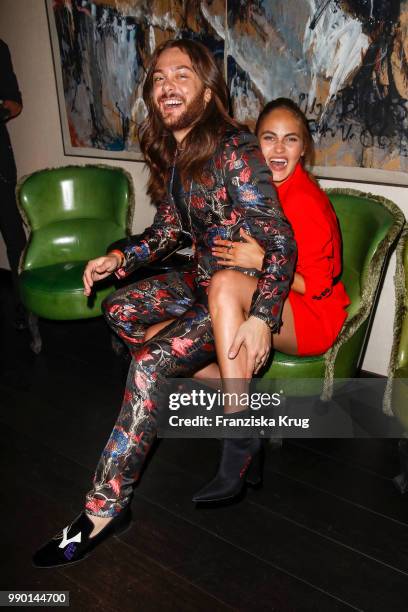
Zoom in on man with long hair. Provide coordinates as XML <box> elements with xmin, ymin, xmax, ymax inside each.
<box><xmin>33</xmin><ymin>39</ymin><xmax>296</xmax><ymax>568</ymax></box>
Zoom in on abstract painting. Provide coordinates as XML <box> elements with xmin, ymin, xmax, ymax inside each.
<box><xmin>47</xmin><ymin>0</ymin><xmax>408</xmax><ymax>185</ymax></box>
<box><xmin>46</xmin><ymin>0</ymin><xmax>224</xmax><ymax>160</ymax></box>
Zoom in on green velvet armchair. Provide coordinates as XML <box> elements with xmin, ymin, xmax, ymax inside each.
<box><xmin>18</xmin><ymin>165</ymin><xmax>132</xmax><ymax>352</ymax></box>
<box><xmin>262</xmin><ymin>188</ymin><xmax>405</xmax><ymax>399</ymax></box>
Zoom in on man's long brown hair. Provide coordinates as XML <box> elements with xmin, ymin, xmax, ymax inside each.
<box><xmin>139</xmin><ymin>38</ymin><xmax>247</xmax><ymax>202</ymax></box>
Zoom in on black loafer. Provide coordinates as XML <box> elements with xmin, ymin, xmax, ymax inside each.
<box><xmin>32</xmin><ymin>507</ymin><xmax>132</xmax><ymax>568</ymax></box>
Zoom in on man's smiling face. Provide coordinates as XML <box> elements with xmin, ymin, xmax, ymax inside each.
<box><xmin>152</xmin><ymin>46</ymin><xmax>212</xmax><ymax>141</ymax></box>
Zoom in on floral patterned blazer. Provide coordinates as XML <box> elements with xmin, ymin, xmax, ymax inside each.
<box><xmin>116</xmin><ymin>129</ymin><xmax>297</xmax><ymax>333</ymax></box>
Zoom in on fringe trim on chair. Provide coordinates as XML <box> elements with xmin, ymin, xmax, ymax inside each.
<box><xmin>15</xmin><ymin>173</ymin><xmax>32</xmax><ymax>275</ymax></box>
<box><xmin>320</xmin><ymin>188</ymin><xmax>405</xmax><ymax>401</ymax></box>
<box><xmin>383</xmin><ymin>225</ymin><xmax>408</xmax><ymax>415</ymax></box>
<box><xmin>15</xmin><ymin>163</ymin><xmax>136</xmax><ymax>274</ymax></box>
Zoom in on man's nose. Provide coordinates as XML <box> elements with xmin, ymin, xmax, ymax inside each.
<box><xmin>162</xmin><ymin>76</ymin><xmax>175</xmax><ymax>95</ymax></box>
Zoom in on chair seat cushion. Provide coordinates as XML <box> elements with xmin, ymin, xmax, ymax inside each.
<box><xmin>20</xmin><ymin>262</ymin><xmax>114</xmax><ymax>320</ymax></box>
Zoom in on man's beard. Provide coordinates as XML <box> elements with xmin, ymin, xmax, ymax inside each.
<box><xmin>157</xmin><ymin>87</ymin><xmax>207</xmax><ymax>132</ymax></box>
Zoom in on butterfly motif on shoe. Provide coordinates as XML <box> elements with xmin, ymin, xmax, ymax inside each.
<box><xmin>58</xmin><ymin>526</ymin><xmax>82</xmax><ymax>549</ymax></box>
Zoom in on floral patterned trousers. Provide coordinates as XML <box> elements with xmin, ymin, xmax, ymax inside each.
<box><xmin>85</xmin><ymin>270</ymin><xmax>216</xmax><ymax>517</ymax></box>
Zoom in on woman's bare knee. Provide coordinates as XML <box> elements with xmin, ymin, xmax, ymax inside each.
<box><xmin>208</xmin><ymin>270</ymin><xmax>240</xmax><ymax>299</ymax></box>
<box><xmin>208</xmin><ymin>270</ymin><xmax>256</xmax><ymax>315</ymax></box>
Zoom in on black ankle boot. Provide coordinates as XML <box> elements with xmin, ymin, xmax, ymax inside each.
<box><xmin>32</xmin><ymin>506</ymin><xmax>132</xmax><ymax>568</ymax></box>
<box><xmin>192</xmin><ymin>437</ymin><xmax>263</xmax><ymax>504</ymax></box>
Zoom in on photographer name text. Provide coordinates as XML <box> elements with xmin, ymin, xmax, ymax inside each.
<box><xmin>168</xmin><ymin>414</ymin><xmax>310</xmax><ymax>429</ymax></box>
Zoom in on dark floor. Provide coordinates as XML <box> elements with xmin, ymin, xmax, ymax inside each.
<box><xmin>2</xmin><ymin>269</ymin><xmax>408</xmax><ymax>612</ymax></box>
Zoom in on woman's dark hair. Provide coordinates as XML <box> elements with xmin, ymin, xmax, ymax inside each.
<box><xmin>255</xmin><ymin>97</ymin><xmax>315</xmax><ymax>166</ymax></box>
<box><xmin>139</xmin><ymin>38</ymin><xmax>247</xmax><ymax>202</ymax></box>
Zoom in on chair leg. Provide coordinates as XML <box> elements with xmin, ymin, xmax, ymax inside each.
<box><xmin>393</xmin><ymin>439</ymin><xmax>408</xmax><ymax>494</ymax></box>
<box><xmin>28</xmin><ymin>312</ymin><xmax>42</xmax><ymax>354</ymax></box>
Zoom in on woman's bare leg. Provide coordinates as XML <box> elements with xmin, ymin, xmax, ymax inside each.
<box><xmin>208</xmin><ymin>271</ymin><xmax>257</xmax><ymax>412</ymax></box>
<box><xmin>193</xmin><ymin>362</ymin><xmax>220</xmax><ymax>379</ymax></box>
<box><xmin>272</xmin><ymin>297</ymin><xmax>298</xmax><ymax>355</ymax></box>
<box><xmin>208</xmin><ymin>269</ymin><xmax>298</xmax><ymax>411</ymax></box>
<box><xmin>208</xmin><ymin>271</ymin><xmax>256</xmax><ymax>379</ymax></box>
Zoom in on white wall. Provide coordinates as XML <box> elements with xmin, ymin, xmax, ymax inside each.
<box><xmin>0</xmin><ymin>0</ymin><xmax>406</xmax><ymax>375</ymax></box>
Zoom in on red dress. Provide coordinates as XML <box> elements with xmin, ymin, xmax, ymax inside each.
<box><xmin>277</xmin><ymin>163</ymin><xmax>350</xmax><ymax>356</ymax></box>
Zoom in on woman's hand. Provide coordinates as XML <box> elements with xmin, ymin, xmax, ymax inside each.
<box><xmin>213</xmin><ymin>229</ymin><xmax>305</xmax><ymax>295</ymax></box>
<box><xmin>83</xmin><ymin>254</ymin><xmax>120</xmax><ymax>296</ymax></box>
<box><xmin>212</xmin><ymin>228</ymin><xmax>265</xmax><ymax>271</ymax></box>
<box><xmin>228</xmin><ymin>316</ymin><xmax>271</xmax><ymax>377</ymax></box>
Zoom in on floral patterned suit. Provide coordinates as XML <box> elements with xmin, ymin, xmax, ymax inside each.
<box><xmin>86</xmin><ymin>129</ymin><xmax>296</xmax><ymax>517</ymax></box>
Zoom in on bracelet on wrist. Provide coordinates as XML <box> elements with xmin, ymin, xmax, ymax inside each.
<box><xmin>108</xmin><ymin>249</ymin><xmax>124</xmax><ymax>268</ymax></box>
